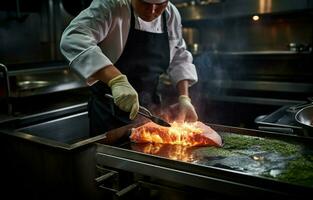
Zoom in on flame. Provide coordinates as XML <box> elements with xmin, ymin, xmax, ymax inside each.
<box><xmin>132</xmin><ymin>121</ymin><xmax>211</xmax><ymax>147</ymax></box>
<box><xmin>168</xmin><ymin>122</ymin><xmax>203</xmax><ymax>146</ymax></box>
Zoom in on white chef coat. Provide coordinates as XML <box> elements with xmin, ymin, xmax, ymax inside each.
<box><xmin>60</xmin><ymin>0</ymin><xmax>198</xmax><ymax>87</ymax></box>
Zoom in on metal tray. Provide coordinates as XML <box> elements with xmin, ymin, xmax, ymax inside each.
<box><xmin>0</xmin><ymin>104</ymin><xmax>105</xmax><ymax>150</ymax></box>
<box><xmin>96</xmin><ymin>123</ymin><xmax>313</xmax><ymax>198</ymax></box>
<box><xmin>255</xmin><ymin>105</ymin><xmax>304</xmax><ymax>135</ymax></box>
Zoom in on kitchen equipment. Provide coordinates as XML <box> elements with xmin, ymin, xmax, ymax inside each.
<box><xmin>96</xmin><ymin>122</ymin><xmax>313</xmax><ymax>199</ymax></box>
<box><xmin>7</xmin><ymin>64</ymin><xmax>86</xmax><ymax>98</ymax></box>
<box><xmin>0</xmin><ymin>104</ymin><xmax>105</xmax><ymax>200</ymax></box>
<box><xmin>254</xmin><ymin>105</ymin><xmax>303</xmax><ymax>135</ymax></box>
<box><xmin>104</xmin><ymin>94</ymin><xmax>171</xmax><ymax>127</ymax></box>
<box><xmin>1</xmin><ymin>105</ymin><xmax>313</xmax><ymax>199</ymax></box>
<box><xmin>0</xmin><ymin>63</ymin><xmax>88</xmax><ymax>115</ymax></box>
<box><xmin>287</xmin><ymin>97</ymin><xmax>313</xmax><ymax>112</ymax></box>
<box><xmin>255</xmin><ymin>98</ymin><xmax>313</xmax><ymax>136</ymax></box>
<box><xmin>295</xmin><ymin>105</ymin><xmax>313</xmax><ymax>136</ymax></box>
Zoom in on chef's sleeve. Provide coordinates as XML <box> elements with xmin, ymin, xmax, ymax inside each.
<box><xmin>167</xmin><ymin>38</ymin><xmax>198</xmax><ymax>87</ymax></box>
<box><xmin>166</xmin><ymin>5</ymin><xmax>198</xmax><ymax>87</ymax></box>
<box><xmin>60</xmin><ymin>1</ymin><xmax>113</xmax><ymax>80</ymax></box>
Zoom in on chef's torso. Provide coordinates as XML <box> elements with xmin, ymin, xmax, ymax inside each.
<box><xmin>60</xmin><ymin>0</ymin><xmax>197</xmax><ymax>87</ymax></box>
<box><xmin>91</xmin><ymin>5</ymin><xmax>169</xmax><ymax>107</ymax></box>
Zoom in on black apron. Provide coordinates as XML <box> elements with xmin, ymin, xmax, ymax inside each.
<box><xmin>88</xmin><ymin>7</ymin><xmax>170</xmax><ymax>136</ymax></box>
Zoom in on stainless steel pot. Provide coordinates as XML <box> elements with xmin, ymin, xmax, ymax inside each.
<box><xmin>295</xmin><ymin>105</ymin><xmax>313</xmax><ymax>136</ymax></box>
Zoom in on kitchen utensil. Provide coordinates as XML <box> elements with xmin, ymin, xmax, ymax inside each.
<box><xmin>295</xmin><ymin>105</ymin><xmax>313</xmax><ymax>136</ymax></box>
<box><xmin>287</xmin><ymin>97</ymin><xmax>313</xmax><ymax>113</ymax></box>
<box><xmin>104</xmin><ymin>94</ymin><xmax>171</xmax><ymax>127</ymax></box>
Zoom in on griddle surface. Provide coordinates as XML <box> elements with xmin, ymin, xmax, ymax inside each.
<box><xmin>120</xmin><ymin>132</ymin><xmax>313</xmax><ymax>188</ymax></box>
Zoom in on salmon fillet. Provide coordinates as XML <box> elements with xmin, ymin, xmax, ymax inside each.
<box><xmin>130</xmin><ymin>121</ymin><xmax>222</xmax><ymax>147</ymax></box>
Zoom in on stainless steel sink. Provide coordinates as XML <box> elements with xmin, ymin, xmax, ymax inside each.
<box><xmin>6</xmin><ymin>65</ymin><xmax>87</xmax><ymax>98</ymax></box>
<box><xmin>0</xmin><ymin>103</ymin><xmax>106</xmax><ymax>199</ymax></box>
<box><xmin>18</xmin><ymin>112</ymin><xmax>90</xmax><ymax>144</ymax></box>
<box><xmin>0</xmin><ymin>103</ymin><xmax>106</xmax><ymax>150</ymax></box>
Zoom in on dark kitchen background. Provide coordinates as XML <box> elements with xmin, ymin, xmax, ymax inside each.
<box><xmin>0</xmin><ymin>0</ymin><xmax>313</xmax><ymax>199</ymax></box>
<box><xmin>1</xmin><ymin>0</ymin><xmax>312</xmax><ymax>127</ymax></box>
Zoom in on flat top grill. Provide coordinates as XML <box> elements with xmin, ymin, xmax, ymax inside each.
<box><xmin>125</xmin><ymin>133</ymin><xmax>312</xmax><ymax>183</ymax></box>
<box><xmin>96</xmin><ymin>123</ymin><xmax>313</xmax><ymax>198</ymax></box>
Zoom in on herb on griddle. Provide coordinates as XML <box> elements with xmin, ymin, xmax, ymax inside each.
<box><xmin>197</xmin><ymin>133</ymin><xmax>313</xmax><ymax>187</ymax></box>
<box><xmin>276</xmin><ymin>154</ymin><xmax>313</xmax><ymax>186</ymax></box>
<box><xmin>221</xmin><ymin>133</ymin><xmax>300</xmax><ymax>156</ymax></box>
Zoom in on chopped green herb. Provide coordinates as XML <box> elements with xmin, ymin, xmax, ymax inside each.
<box><xmin>198</xmin><ymin>133</ymin><xmax>313</xmax><ymax>187</ymax></box>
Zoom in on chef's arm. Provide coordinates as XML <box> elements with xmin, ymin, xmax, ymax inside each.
<box><xmin>92</xmin><ymin>65</ymin><xmax>122</xmax><ymax>84</ymax></box>
<box><xmin>92</xmin><ymin>65</ymin><xmax>139</xmax><ymax>120</ymax></box>
<box><xmin>176</xmin><ymin>80</ymin><xmax>189</xmax><ymax>96</ymax></box>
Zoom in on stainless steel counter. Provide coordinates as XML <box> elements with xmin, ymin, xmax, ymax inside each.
<box><xmin>0</xmin><ymin>104</ymin><xmax>107</xmax><ymax>199</ymax></box>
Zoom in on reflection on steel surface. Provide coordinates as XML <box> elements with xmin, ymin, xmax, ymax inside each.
<box><xmin>131</xmin><ymin>143</ymin><xmax>200</xmax><ymax>162</ymax></box>
<box><xmin>17</xmin><ymin>80</ymin><xmax>51</xmax><ymax>90</ymax></box>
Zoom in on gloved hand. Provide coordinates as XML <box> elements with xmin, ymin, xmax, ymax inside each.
<box><xmin>176</xmin><ymin>95</ymin><xmax>198</xmax><ymax>122</ymax></box>
<box><xmin>108</xmin><ymin>74</ymin><xmax>139</xmax><ymax>120</ymax></box>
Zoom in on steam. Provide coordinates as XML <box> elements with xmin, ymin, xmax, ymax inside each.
<box><xmin>190</xmin><ymin>51</ymin><xmax>230</xmax><ymax>115</ymax></box>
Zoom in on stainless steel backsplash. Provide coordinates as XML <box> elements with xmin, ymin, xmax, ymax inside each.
<box><xmin>0</xmin><ymin>0</ymin><xmax>90</xmax><ymax>66</ymax></box>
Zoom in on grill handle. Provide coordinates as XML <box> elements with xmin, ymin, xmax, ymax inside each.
<box><xmin>94</xmin><ymin>171</ymin><xmax>117</xmax><ymax>185</ymax></box>
<box><xmin>95</xmin><ymin>170</ymin><xmax>139</xmax><ymax>198</ymax></box>
<box><xmin>115</xmin><ymin>183</ymin><xmax>139</xmax><ymax>197</ymax></box>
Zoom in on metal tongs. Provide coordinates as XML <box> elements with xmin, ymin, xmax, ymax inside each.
<box><xmin>105</xmin><ymin>94</ymin><xmax>171</xmax><ymax>127</ymax></box>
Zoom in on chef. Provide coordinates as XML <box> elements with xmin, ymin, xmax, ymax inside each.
<box><xmin>60</xmin><ymin>0</ymin><xmax>198</xmax><ymax>136</ymax></box>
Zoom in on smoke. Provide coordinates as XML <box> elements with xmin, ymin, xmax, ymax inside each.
<box><xmin>190</xmin><ymin>50</ymin><xmax>234</xmax><ymax>122</ymax></box>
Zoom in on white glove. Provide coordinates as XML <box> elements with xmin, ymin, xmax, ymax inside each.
<box><xmin>176</xmin><ymin>95</ymin><xmax>198</xmax><ymax>122</ymax></box>
<box><xmin>108</xmin><ymin>74</ymin><xmax>139</xmax><ymax>120</ymax></box>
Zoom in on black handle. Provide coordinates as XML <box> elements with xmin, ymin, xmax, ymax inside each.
<box><xmin>94</xmin><ymin>169</ymin><xmax>139</xmax><ymax>198</ymax></box>
<box><xmin>95</xmin><ymin>169</ymin><xmax>139</xmax><ymax>198</ymax></box>
<box><xmin>104</xmin><ymin>93</ymin><xmax>152</xmax><ymax>119</ymax></box>
<box><xmin>94</xmin><ymin>171</ymin><xmax>117</xmax><ymax>185</ymax></box>
<box><xmin>115</xmin><ymin>183</ymin><xmax>139</xmax><ymax>197</ymax></box>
